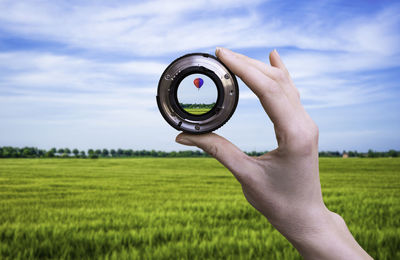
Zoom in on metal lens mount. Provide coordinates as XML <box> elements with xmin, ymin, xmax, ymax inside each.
<box><xmin>157</xmin><ymin>53</ymin><xmax>239</xmax><ymax>134</ymax></box>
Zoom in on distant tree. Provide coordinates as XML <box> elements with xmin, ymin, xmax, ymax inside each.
<box><xmin>117</xmin><ymin>149</ymin><xmax>124</xmax><ymax>157</ymax></box>
<box><xmin>50</xmin><ymin>148</ymin><xmax>57</xmax><ymax>154</ymax></box>
<box><xmin>95</xmin><ymin>149</ymin><xmax>102</xmax><ymax>156</ymax></box>
<box><xmin>58</xmin><ymin>148</ymin><xmax>64</xmax><ymax>154</ymax></box>
<box><xmin>124</xmin><ymin>149</ymin><xmax>133</xmax><ymax>157</ymax></box>
<box><xmin>45</xmin><ymin>150</ymin><xmax>55</xmax><ymax>158</ymax></box>
<box><xmin>65</xmin><ymin>148</ymin><xmax>71</xmax><ymax>155</ymax></box>
<box><xmin>368</xmin><ymin>149</ymin><xmax>377</xmax><ymax>158</ymax></box>
<box><xmin>248</xmin><ymin>151</ymin><xmax>259</xmax><ymax>156</ymax></box>
<box><xmin>102</xmin><ymin>149</ymin><xmax>109</xmax><ymax>157</ymax></box>
<box><xmin>22</xmin><ymin>148</ymin><xmax>31</xmax><ymax>158</ymax></box>
<box><xmin>88</xmin><ymin>149</ymin><xmax>94</xmax><ymax>156</ymax></box>
<box><xmin>14</xmin><ymin>147</ymin><xmax>21</xmax><ymax>157</ymax></box>
<box><xmin>89</xmin><ymin>153</ymin><xmax>98</xmax><ymax>159</ymax></box>
<box><xmin>388</xmin><ymin>149</ymin><xmax>398</xmax><ymax>157</ymax></box>
<box><xmin>73</xmin><ymin>149</ymin><xmax>79</xmax><ymax>157</ymax></box>
<box><xmin>2</xmin><ymin>147</ymin><xmax>10</xmax><ymax>158</ymax></box>
<box><xmin>36</xmin><ymin>149</ymin><xmax>45</xmax><ymax>157</ymax></box>
<box><xmin>110</xmin><ymin>149</ymin><xmax>116</xmax><ymax>157</ymax></box>
<box><xmin>80</xmin><ymin>150</ymin><xmax>86</xmax><ymax>158</ymax></box>
<box><xmin>20</xmin><ymin>147</ymin><xmax>38</xmax><ymax>158</ymax></box>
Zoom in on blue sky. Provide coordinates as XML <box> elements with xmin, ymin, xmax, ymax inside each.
<box><xmin>178</xmin><ymin>74</ymin><xmax>217</xmax><ymax>105</ymax></box>
<box><xmin>0</xmin><ymin>0</ymin><xmax>399</xmax><ymax>152</ymax></box>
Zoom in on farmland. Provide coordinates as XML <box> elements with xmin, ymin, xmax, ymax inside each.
<box><xmin>0</xmin><ymin>158</ymin><xmax>399</xmax><ymax>259</ymax></box>
<box><xmin>183</xmin><ymin>108</ymin><xmax>211</xmax><ymax>115</ymax></box>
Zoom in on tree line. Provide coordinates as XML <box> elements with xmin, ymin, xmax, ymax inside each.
<box><xmin>179</xmin><ymin>103</ymin><xmax>216</xmax><ymax>109</ymax></box>
<box><xmin>0</xmin><ymin>147</ymin><xmax>398</xmax><ymax>159</ymax></box>
<box><xmin>0</xmin><ymin>147</ymin><xmax>211</xmax><ymax>159</ymax></box>
<box><xmin>320</xmin><ymin>150</ymin><xmax>399</xmax><ymax>158</ymax></box>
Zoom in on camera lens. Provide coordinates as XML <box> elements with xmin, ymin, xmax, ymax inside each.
<box><xmin>157</xmin><ymin>53</ymin><xmax>239</xmax><ymax>134</ymax></box>
<box><xmin>177</xmin><ymin>73</ymin><xmax>218</xmax><ymax>116</ymax></box>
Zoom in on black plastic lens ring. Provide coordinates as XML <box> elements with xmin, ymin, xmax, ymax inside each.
<box><xmin>157</xmin><ymin>53</ymin><xmax>239</xmax><ymax>134</ymax></box>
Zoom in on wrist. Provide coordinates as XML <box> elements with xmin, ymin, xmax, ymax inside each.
<box><xmin>284</xmin><ymin>208</ymin><xmax>371</xmax><ymax>260</ymax></box>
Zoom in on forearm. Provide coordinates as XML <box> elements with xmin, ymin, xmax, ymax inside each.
<box><xmin>283</xmin><ymin>209</ymin><xmax>372</xmax><ymax>260</ymax></box>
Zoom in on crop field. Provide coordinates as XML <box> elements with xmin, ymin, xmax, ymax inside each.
<box><xmin>0</xmin><ymin>158</ymin><xmax>399</xmax><ymax>259</ymax></box>
<box><xmin>183</xmin><ymin>108</ymin><xmax>211</xmax><ymax>115</ymax></box>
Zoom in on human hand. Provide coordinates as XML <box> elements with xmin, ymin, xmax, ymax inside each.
<box><xmin>176</xmin><ymin>47</ymin><xmax>372</xmax><ymax>259</ymax></box>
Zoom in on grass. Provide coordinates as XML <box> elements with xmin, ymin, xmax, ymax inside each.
<box><xmin>0</xmin><ymin>158</ymin><xmax>399</xmax><ymax>259</ymax></box>
<box><xmin>183</xmin><ymin>108</ymin><xmax>211</xmax><ymax>115</ymax></box>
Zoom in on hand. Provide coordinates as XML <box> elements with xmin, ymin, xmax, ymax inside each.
<box><xmin>176</xmin><ymin>47</ymin><xmax>372</xmax><ymax>260</ymax></box>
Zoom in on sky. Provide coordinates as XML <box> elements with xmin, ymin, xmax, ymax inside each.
<box><xmin>177</xmin><ymin>74</ymin><xmax>217</xmax><ymax>105</ymax></box>
<box><xmin>0</xmin><ymin>0</ymin><xmax>399</xmax><ymax>152</ymax></box>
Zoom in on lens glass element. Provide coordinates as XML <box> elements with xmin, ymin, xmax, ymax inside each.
<box><xmin>177</xmin><ymin>73</ymin><xmax>217</xmax><ymax>115</ymax></box>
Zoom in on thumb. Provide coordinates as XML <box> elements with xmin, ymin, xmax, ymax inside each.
<box><xmin>176</xmin><ymin>132</ymin><xmax>253</xmax><ymax>183</ymax></box>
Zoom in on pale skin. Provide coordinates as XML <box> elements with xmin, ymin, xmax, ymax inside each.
<box><xmin>176</xmin><ymin>47</ymin><xmax>372</xmax><ymax>259</ymax></box>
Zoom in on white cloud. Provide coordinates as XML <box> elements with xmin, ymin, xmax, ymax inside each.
<box><xmin>278</xmin><ymin>50</ymin><xmax>398</xmax><ymax>109</ymax></box>
<box><xmin>0</xmin><ymin>0</ymin><xmax>262</xmax><ymax>55</ymax></box>
<box><xmin>0</xmin><ymin>0</ymin><xmax>397</xmax><ymax>56</ymax></box>
<box><xmin>0</xmin><ymin>51</ymin><xmax>160</xmax><ymax>132</ymax></box>
<box><xmin>283</xmin><ymin>51</ymin><xmax>400</xmax><ymax>79</ymax></box>
<box><xmin>0</xmin><ymin>52</ymin><xmax>165</xmax><ymax>92</ymax></box>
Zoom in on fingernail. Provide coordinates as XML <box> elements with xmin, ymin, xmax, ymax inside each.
<box><xmin>176</xmin><ymin>136</ymin><xmax>195</xmax><ymax>146</ymax></box>
<box><xmin>274</xmin><ymin>49</ymin><xmax>280</xmax><ymax>57</ymax></box>
<box><xmin>215</xmin><ymin>47</ymin><xmax>222</xmax><ymax>56</ymax></box>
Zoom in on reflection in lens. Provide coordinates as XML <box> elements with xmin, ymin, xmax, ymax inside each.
<box><xmin>177</xmin><ymin>73</ymin><xmax>217</xmax><ymax>115</ymax></box>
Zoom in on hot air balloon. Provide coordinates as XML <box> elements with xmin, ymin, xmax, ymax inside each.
<box><xmin>193</xmin><ymin>78</ymin><xmax>204</xmax><ymax>90</ymax></box>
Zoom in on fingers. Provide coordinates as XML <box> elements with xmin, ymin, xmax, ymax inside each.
<box><xmin>227</xmin><ymin>49</ymin><xmax>282</xmax><ymax>81</ymax></box>
<box><xmin>215</xmin><ymin>47</ymin><xmax>296</xmax><ymax>130</ymax></box>
<box><xmin>175</xmin><ymin>132</ymin><xmax>253</xmax><ymax>183</ymax></box>
<box><xmin>216</xmin><ymin>47</ymin><xmax>276</xmax><ymax>97</ymax></box>
<box><xmin>224</xmin><ymin>47</ymin><xmax>300</xmax><ymax>104</ymax></box>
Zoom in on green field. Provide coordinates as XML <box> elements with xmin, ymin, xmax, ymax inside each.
<box><xmin>0</xmin><ymin>158</ymin><xmax>399</xmax><ymax>259</ymax></box>
<box><xmin>183</xmin><ymin>108</ymin><xmax>211</xmax><ymax>115</ymax></box>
